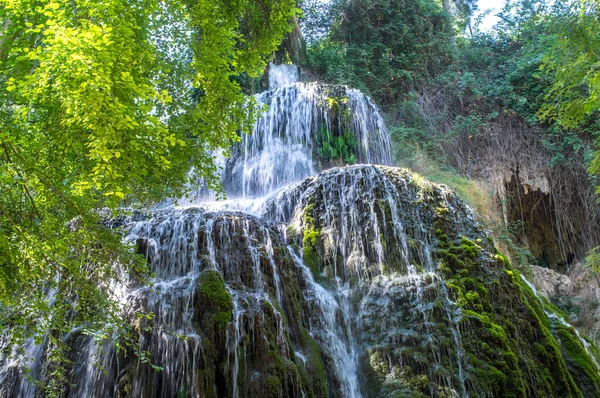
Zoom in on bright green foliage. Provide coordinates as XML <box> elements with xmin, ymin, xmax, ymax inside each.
<box><xmin>187</xmin><ymin>0</ymin><xmax>297</xmax><ymax>159</ymax></box>
<box><xmin>540</xmin><ymin>0</ymin><xmax>600</xmax><ymax>127</ymax></box>
<box><xmin>539</xmin><ymin>0</ymin><xmax>600</xmax><ymax>178</ymax></box>
<box><xmin>0</xmin><ymin>0</ymin><xmax>296</xmax><ymax>358</ymax></box>
<box><xmin>316</xmin><ymin>129</ymin><xmax>357</xmax><ymax>164</ymax></box>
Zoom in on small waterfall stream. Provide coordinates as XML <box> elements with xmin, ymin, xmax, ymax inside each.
<box><xmin>520</xmin><ymin>274</ymin><xmax>600</xmax><ymax>372</ymax></box>
<box><xmin>288</xmin><ymin>247</ymin><xmax>361</xmax><ymax>397</ymax></box>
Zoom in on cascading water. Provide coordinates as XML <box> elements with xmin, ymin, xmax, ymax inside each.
<box><xmin>288</xmin><ymin>247</ymin><xmax>361</xmax><ymax>397</ymax></box>
<box><xmin>520</xmin><ymin>275</ymin><xmax>600</xmax><ymax>372</ymax></box>
<box><xmin>268</xmin><ymin>62</ymin><xmax>300</xmax><ymax>90</ymax></box>
<box><xmin>221</xmin><ymin>67</ymin><xmax>392</xmax><ymax>199</ymax></box>
<box><xmin>2</xmin><ymin>63</ymin><xmax>600</xmax><ymax>398</ymax></box>
<box><xmin>263</xmin><ymin>165</ymin><xmax>472</xmax><ymax>397</ymax></box>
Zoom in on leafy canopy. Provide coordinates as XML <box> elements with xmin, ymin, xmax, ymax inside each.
<box><xmin>307</xmin><ymin>0</ymin><xmax>453</xmax><ymax>106</ymax></box>
<box><xmin>0</xmin><ymin>0</ymin><xmax>296</xmax><ymax>347</ymax></box>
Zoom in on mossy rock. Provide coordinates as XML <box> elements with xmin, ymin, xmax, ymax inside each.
<box><xmin>198</xmin><ymin>270</ymin><xmax>233</xmax><ymax>330</ymax></box>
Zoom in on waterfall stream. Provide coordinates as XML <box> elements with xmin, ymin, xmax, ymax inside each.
<box><xmin>520</xmin><ymin>274</ymin><xmax>600</xmax><ymax>372</ymax></box>
<box><xmin>288</xmin><ymin>247</ymin><xmax>361</xmax><ymax>398</ymax></box>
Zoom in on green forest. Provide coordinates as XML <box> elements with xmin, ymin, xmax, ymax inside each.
<box><xmin>2</xmin><ymin>0</ymin><xmax>600</xmax><ymax>396</ymax></box>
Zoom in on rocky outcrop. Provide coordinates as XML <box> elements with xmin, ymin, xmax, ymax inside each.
<box><xmin>530</xmin><ymin>262</ymin><xmax>600</xmax><ymax>346</ymax></box>
<box><xmin>530</xmin><ymin>265</ymin><xmax>574</xmax><ymax>299</ymax></box>
<box><xmin>3</xmin><ymin>166</ymin><xmax>600</xmax><ymax>397</ymax></box>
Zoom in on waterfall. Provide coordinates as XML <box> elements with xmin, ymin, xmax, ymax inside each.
<box><xmin>178</xmin><ymin>63</ymin><xmax>392</xmax><ymax>208</ymax></box>
<box><xmin>221</xmin><ymin>64</ymin><xmax>393</xmax><ymax>199</ymax></box>
<box><xmin>263</xmin><ymin>165</ymin><xmax>471</xmax><ymax>397</ymax></box>
<box><xmin>0</xmin><ymin>64</ymin><xmax>466</xmax><ymax>397</ymax></box>
<box><xmin>2</xmin><ymin>62</ymin><xmax>597</xmax><ymax>397</ymax></box>
<box><xmin>268</xmin><ymin>62</ymin><xmax>300</xmax><ymax>89</ymax></box>
<box><xmin>288</xmin><ymin>247</ymin><xmax>361</xmax><ymax>397</ymax></box>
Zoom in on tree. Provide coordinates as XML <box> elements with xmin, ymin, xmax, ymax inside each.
<box><xmin>441</xmin><ymin>0</ymin><xmax>478</xmax><ymax>40</ymax></box>
<box><xmin>0</xmin><ymin>0</ymin><xmax>296</xmax><ymax>353</ymax></box>
<box><xmin>308</xmin><ymin>0</ymin><xmax>453</xmax><ymax>106</ymax></box>
<box><xmin>539</xmin><ymin>0</ymin><xmax>600</xmax><ymax>180</ymax></box>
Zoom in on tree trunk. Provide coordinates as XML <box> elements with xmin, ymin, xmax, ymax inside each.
<box><xmin>0</xmin><ymin>17</ymin><xmax>16</xmax><ymax>61</ymax></box>
<box><xmin>283</xmin><ymin>15</ymin><xmax>308</xmax><ymax>65</ymax></box>
<box><xmin>441</xmin><ymin>0</ymin><xmax>457</xmax><ymax>48</ymax></box>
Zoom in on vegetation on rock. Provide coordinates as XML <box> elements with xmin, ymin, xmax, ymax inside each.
<box><xmin>302</xmin><ymin>0</ymin><xmax>600</xmax><ymax>278</ymax></box>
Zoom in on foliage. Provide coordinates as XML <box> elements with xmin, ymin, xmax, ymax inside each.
<box><xmin>539</xmin><ymin>0</ymin><xmax>600</xmax><ymax>180</ymax></box>
<box><xmin>317</xmin><ymin>131</ymin><xmax>357</xmax><ymax>164</ymax></box>
<box><xmin>587</xmin><ymin>246</ymin><xmax>600</xmax><ymax>273</ymax></box>
<box><xmin>0</xmin><ymin>0</ymin><xmax>296</xmax><ymax>369</ymax></box>
<box><xmin>307</xmin><ymin>0</ymin><xmax>453</xmax><ymax>106</ymax></box>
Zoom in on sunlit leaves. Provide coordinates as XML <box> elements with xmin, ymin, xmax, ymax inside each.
<box><xmin>0</xmin><ymin>0</ymin><xmax>297</xmax><ymax>372</ymax></box>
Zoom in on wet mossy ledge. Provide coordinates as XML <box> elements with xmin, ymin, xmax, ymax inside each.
<box><xmin>4</xmin><ymin>165</ymin><xmax>600</xmax><ymax>397</ymax></box>
<box><xmin>264</xmin><ymin>164</ymin><xmax>600</xmax><ymax>397</ymax></box>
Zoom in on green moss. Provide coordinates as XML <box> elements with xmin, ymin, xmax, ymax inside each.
<box><xmin>199</xmin><ymin>270</ymin><xmax>232</xmax><ymax>309</ymax></box>
<box><xmin>470</xmin><ymin>359</ymin><xmax>507</xmax><ymax>390</ymax></box>
<box><xmin>459</xmin><ymin>236</ymin><xmax>481</xmax><ymax>259</ymax></box>
<box><xmin>494</xmin><ymin>250</ymin><xmax>511</xmax><ymax>267</ymax></box>
<box><xmin>303</xmin><ymin>230</ymin><xmax>321</xmax><ymax>275</ymax></box>
<box><xmin>198</xmin><ymin>270</ymin><xmax>233</xmax><ymax>330</ymax></box>
<box><xmin>302</xmin><ymin>203</ymin><xmax>323</xmax><ymax>276</ymax></box>
<box><xmin>434</xmin><ymin>230</ymin><xmax>587</xmax><ymax>397</ymax></box>
<box><xmin>380</xmin><ymin>263</ymin><xmax>388</xmax><ymax>275</ymax></box>
<box><xmin>315</xmin><ymin>98</ymin><xmax>358</xmax><ymax>165</ymax></box>
<box><xmin>555</xmin><ymin>325</ymin><xmax>600</xmax><ymax>393</ymax></box>
<box><xmin>435</xmin><ymin>228</ymin><xmax>448</xmax><ymax>243</ymax></box>
<box><xmin>301</xmin><ymin>328</ymin><xmax>329</xmax><ymax>397</ymax></box>
<box><xmin>265</xmin><ymin>375</ymin><xmax>282</xmax><ymax>398</ymax></box>
<box><xmin>211</xmin><ymin>311</ymin><xmax>232</xmax><ymax>330</ymax></box>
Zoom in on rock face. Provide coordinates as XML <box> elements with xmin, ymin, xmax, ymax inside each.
<box><xmin>3</xmin><ymin>166</ymin><xmax>600</xmax><ymax>398</ymax></box>
<box><xmin>530</xmin><ymin>265</ymin><xmax>574</xmax><ymax>299</ymax></box>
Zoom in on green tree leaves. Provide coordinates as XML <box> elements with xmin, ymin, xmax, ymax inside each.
<box><xmin>308</xmin><ymin>0</ymin><xmax>453</xmax><ymax>106</ymax></box>
<box><xmin>0</xmin><ymin>0</ymin><xmax>296</xmax><ymax>366</ymax></box>
<box><xmin>539</xmin><ymin>0</ymin><xmax>600</xmax><ymax>180</ymax></box>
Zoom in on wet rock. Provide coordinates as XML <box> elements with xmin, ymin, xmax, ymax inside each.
<box><xmin>529</xmin><ymin>265</ymin><xmax>574</xmax><ymax>299</ymax></box>
<box><xmin>3</xmin><ymin>166</ymin><xmax>600</xmax><ymax>398</ymax></box>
